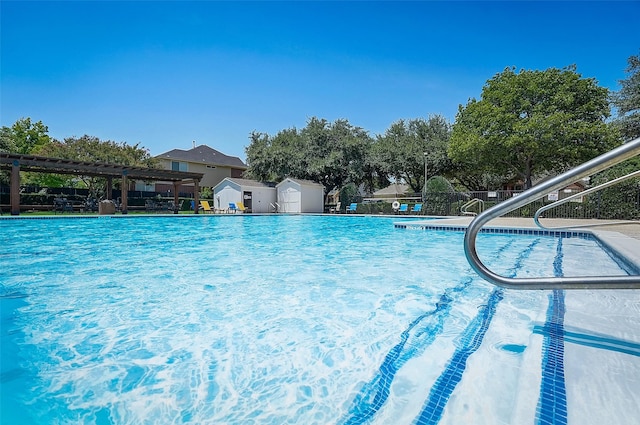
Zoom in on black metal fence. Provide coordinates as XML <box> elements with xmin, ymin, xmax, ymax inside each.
<box><xmin>352</xmin><ymin>186</ymin><xmax>640</xmax><ymax>220</ymax></box>
<box><xmin>3</xmin><ymin>184</ymin><xmax>639</xmax><ymax>219</ymax></box>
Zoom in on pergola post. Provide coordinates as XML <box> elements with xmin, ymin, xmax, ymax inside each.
<box><xmin>173</xmin><ymin>182</ymin><xmax>180</xmax><ymax>214</ymax></box>
<box><xmin>194</xmin><ymin>180</ymin><xmax>200</xmax><ymax>214</ymax></box>
<box><xmin>10</xmin><ymin>160</ymin><xmax>20</xmax><ymax>215</ymax></box>
<box><xmin>121</xmin><ymin>171</ymin><xmax>128</xmax><ymax>214</ymax></box>
<box><xmin>106</xmin><ymin>177</ymin><xmax>113</xmax><ymax>200</ymax></box>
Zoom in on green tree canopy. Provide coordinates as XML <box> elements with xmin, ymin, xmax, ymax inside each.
<box><xmin>244</xmin><ymin>117</ymin><xmax>375</xmax><ymax>191</ymax></box>
<box><xmin>0</xmin><ymin>117</ymin><xmax>51</xmax><ymax>154</ymax></box>
<box><xmin>449</xmin><ymin>66</ymin><xmax>616</xmax><ymax>189</ymax></box>
<box><xmin>372</xmin><ymin>115</ymin><xmax>451</xmax><ymax>193</ymax></box>
<box><xmin>38</xmin><ymin>135</ymin><xmax>157</xmax><ymax>167</ymax></box>
<box><xmin>611</xmin><ymin>52</ymin><xmax>640</xmax><ymax>141</ymax></box>
<box><xmin>34</xmin><ymin>135</ymin><xmax>158</xmax><ymax>196</ymax></box>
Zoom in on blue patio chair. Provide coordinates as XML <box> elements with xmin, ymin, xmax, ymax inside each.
<box><xmin>228</xmin><ymin>202</ymin><xmax>238</xmax><ymax>213</ymax></box>
<box><xmin>398</xmin><ymin>203</ymin><xmax>408</xmax><ymax>214</ymax></box>
<box><xmin>346</xmin><ymin>203</ymin><xmax>358</xmax><ymax>213</ymax></box>
<box><xmin>411</xmin><ymin>203</ymin><xmax>423</xmax><ymax>214</ymax></box>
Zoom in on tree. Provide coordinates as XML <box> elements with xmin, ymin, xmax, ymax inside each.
<box><xmin>300</xmin><ymin>117</ymin><xmax>373</xmax><ymax>191</ymax></box>
<box><xmin>0</xmin><ymin>117</ymin><xmax>51</xmax><ymax>154</ymax></box>
<box><xmin>373</xmin><ymin>115</ymin><xmax>451</xmax><ymax>193</ymax></box>
<box><xmin>449</xmin><ymin>66</ymin><xmax>617</xmax><ymax>189</ymax></box>
<box><xmin>245</xmin><ymin>128</ymin><xmax>305</xmax><ymax>182</ymax></box>
<box><xmin>38</xmin><ymin>135</ymin><xmax>157</xmax><ymax>166</ymax></box>
<box><xmin>245</xmin><ymin>117</ymin><xmax>375</xmax><ymax>191</ymax></box>
<box><xmin>611</xmin><ymin>52</ymin><xmax>640</xmax><ymax>141</ymax></box>
<box><xmin>35</xmin><ymin>135</ymin><xmax>158</xmax><ymax>196</ymax></box>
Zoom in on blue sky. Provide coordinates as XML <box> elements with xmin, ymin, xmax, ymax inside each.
<box><xmin>2</xmin><ymin>1</ymin><xmax>639</xmax><ymax>161</ymax></box>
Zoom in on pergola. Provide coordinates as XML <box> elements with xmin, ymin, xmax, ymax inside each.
<box><xmin>0</xmin><ymin>153</ymin><xmax>204</xmax><ymax>215</ymax></box>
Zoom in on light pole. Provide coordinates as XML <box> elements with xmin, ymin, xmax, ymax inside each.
<box><xmin>423</xmin><ymin>152</ymin><xmax>428</xmax><ymax>202</ymax></box>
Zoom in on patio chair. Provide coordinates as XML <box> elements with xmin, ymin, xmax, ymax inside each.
<box><xmin>54</xmin><ymin>197</ymin><xmax>73</xmax><ymax>213</ymax></box>
<box><xmin>411</xmin><ymin>203</ymin><xmax>423</xmax><ymax>214</ymax></box>
<box><xmin>398</xmin><ymin>203</ymin><xmax>409</xmax><ymax>214</ymax></box>
<box><xmin>84</xmin><ymin>198</ymin><xmax>98</xmax><ymax>212</ymax></box>
<box><xmin>236</xmin><ymin>202</ymin><xmax>247</xmax><ymax>213</ymax></box>
<box><xmin>145</xmin><ymin>199</ymin><xmax>156</xmax><ymax>212</ymax></box>
<box><xmin>200</xmin><ymin>200</ymin><xmax>214</xmax><ymax>213</ymax></box>
<box><xmin>228</xmin><ymin>202</ymin><xmax>238</xmax><ymax>213</ymax></box>
<box><xmin>346</xmin><ymin>203</ymin><xmax>358</xmax><ymax>213</ymax></box>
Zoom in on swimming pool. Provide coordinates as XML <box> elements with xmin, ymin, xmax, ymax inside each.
<box><xmin>1</xmin><ymin>215</ymin><xmax>639</xmax><ymax>424</ymax></box>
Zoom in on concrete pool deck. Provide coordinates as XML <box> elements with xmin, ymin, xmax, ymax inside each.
<box><xmin>397</xmin><ymin>216</ymin><xmax>640</xmax><ymax>270</ymax></box>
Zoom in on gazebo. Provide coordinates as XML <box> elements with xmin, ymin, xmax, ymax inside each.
<box><xmin>0</xmin><ymin>153</ymin><xmax>204</xmax><ymax>215</ymax></box>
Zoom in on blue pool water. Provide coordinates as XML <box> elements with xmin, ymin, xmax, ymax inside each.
<box><xmin>1</xmin><ymin>215</ymin><xmax>639</xmax><ymax>424</ymax></box>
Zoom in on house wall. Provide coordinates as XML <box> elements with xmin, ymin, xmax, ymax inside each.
<box><xmin>157</xmin><ymin>159</ymin><xmax>244</xmax><ymax>188</ymax></box>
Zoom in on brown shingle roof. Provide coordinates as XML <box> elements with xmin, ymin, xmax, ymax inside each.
<box><xmin>156</xmin><ymin>144</ymin><xmax>247</xmax><ymax>168</ymax></box>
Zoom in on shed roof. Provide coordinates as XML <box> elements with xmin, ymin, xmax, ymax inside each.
<box><xmin>277</xmin><ymin>177</ymin><xmax>324</xmax><ymax>189</ymax></box>
<box><xmin>214</xmin><ymin>177</ymin><xmax>276</xmax><ymax>190</ymax></box>
<box><xmin>227</xmin><ymin>177</ymin><xmax>276</xmax><ymax>188</ymax></box>
<box><xmin>156</xmin><ymin>144</ymin><xmax>247</xmax><ymax>169</ymax></box>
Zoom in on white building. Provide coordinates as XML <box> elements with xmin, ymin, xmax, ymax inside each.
<box><xmin>276</xmin><ymin>178</ymin><xmax>325</xmax><ymax>213</ymax></box>
<box><xmin>213</xmin><ymin>178</ymin><xmax>276</xmax><ymax>213</ymax></box>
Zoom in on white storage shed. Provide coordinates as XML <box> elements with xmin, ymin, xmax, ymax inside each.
<box><xmin>212</xmin><ymin>178</ymin><xmax>276</xmax><ymax>213</ymax></box>
<box><xmin>276</xmin><ymin>178</ymin><xmax>325</xmax><ymax>213</ymax></box>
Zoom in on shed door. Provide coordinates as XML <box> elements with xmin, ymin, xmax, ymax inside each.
<box><xmin>281</xmin><ymin>187</ymin><xmax>301</xmax><ymax>212</ymax></box>
<box><xmin>243</xmin><ymin>191</ymin><xmax>252</xmax><ymax>212</ymax></box>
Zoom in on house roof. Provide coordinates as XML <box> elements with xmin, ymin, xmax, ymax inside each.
<box><xmin>373</xmin><ymin>183</ymin><xmax>410</xmax><ymax>196</ymax></box>
<box><xmin>156</xmin><ymin>144</ymin><xmax>247</xmax><ymax>169</ymax></box>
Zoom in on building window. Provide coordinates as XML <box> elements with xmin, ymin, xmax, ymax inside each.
<box><xmin>171</xmin><ymin>161</ymin><xmax>188</xmax><ymax>172</ymax></box>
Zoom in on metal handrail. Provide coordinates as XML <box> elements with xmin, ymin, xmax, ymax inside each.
<box><xmin>463</xmin><ymin>137</ymin><xmax>640</xmax><ymax>290</ymax></box>
<box><xmin>460</xmin><ymin>198</ymin><xmax>485</xmax><ymax>216</ymax></box>
<box><xmin>534</xmin><ymin>170</ymin><xmax>640</xmax><ymax>230</ymax></box>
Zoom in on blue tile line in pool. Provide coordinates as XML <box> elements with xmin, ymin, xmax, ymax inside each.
<box><xmin>412</xmin><ymin>239</ymin><xmax>540</xmax><ymax>425</ymax></box>
<box><xmin>413</xmin><ymin>287</ymin><xmax>504</xmax><ymax>425</ymax></box>
<box><xmin>534</xmin><ymin>326</ymin><xmax>640</xmax><ymax>358</ymax></box>
<box><xmin>535</xmin><ymin>238</ymin><xmax>568</xmax><ymax>425</ymax></box>
<box><xmin>394</xmin><ymin>223</ymin><xmax>594</xmax><ymax>240</ymax></box>
<box><xmin>338</xmin><ymin>276</ymin><xmax>476</xmax><ymax>425</ymax></box>
<box><xmin>338</xmin><ymin>239</ymin><xmax>518</xmax><ymax>425</ymax></box>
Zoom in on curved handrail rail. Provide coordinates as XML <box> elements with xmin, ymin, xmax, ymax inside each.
<box><xmin>461</xmin><ymin>198</ymin><xmax>485</xmax><ymax>216</ymax></box>
<box><xmin>534</xmin><ymin>170</ymin><xmax>640</xmax><ymax>230</ymax></box>
<box><xmin>463</xmin><ymin>137</ymin><xmax>640</xmax><ymax>290</ymax></box>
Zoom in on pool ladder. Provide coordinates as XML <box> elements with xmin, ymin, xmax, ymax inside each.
<box><xmin>463</xmin><ymin>137</ymin><xmax>640</xmax><ymax>290</ymax></box>
<box><xmin>460</xmin><ymin>198</ymin><xmax>485</xmax><ymax>216</ymax></box>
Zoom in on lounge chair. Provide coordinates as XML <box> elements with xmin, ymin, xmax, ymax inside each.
<box><xmin>411</xmin><ymin>203</ymin><xmax>423</xmax><ymax>214</ymax></box>
<box><xmin>200</xmin><ymin>200</ymin><xmax>214</xmax><ymax>213</ymax></box>
<box><xmin>228</xmin><ymin>202</ymin><xmax>238</xmax><ymax>213</ymax></box>
<box><xmin>236</xmin><ymin>202</ymin><xmax>247</xmax><ymax>213</ymax></box>
<box><xmin>346</xmin><ymin>203</ymin><xmax>358</xmax><ymax>213</ymax></box>
<box><xmin>398</xmin><ymin>203</ymin><xmax>408</xmax><ymax>214</ymax></box>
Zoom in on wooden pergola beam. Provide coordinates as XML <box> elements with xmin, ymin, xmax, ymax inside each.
<box><xmin>1</xmin><ymin>153</ymin><xmax>203</xmax><ymax>216</ymax></box>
